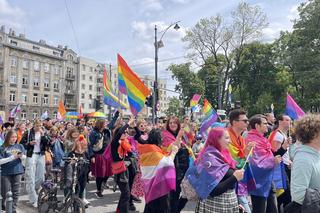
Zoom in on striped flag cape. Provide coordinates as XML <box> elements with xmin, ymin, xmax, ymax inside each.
<box><xmin>199</xmin><ymin>99</ymin><xmax>218</xmax><ymax>135</ymax></box>
<box><xmin>138</xmin><ymin>144</ymin><xmax>176</xmax><ymax>203</ymax></box>
<box><xmin>103</xmin><ymin>65</ymin><xmax>128</xmax><ymax>109</ymax></box>
<box><xmin>117</xmin><ymin>54</ymin><xmax>151</xmax><ymax>115</ymax></box>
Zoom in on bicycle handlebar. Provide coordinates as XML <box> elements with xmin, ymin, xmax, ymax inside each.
<box><xmin>62</xmin><ymin>156</ymin><xmax>90</xmax><ymax>164</ymax></box>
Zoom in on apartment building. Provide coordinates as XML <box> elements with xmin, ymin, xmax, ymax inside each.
<box><xmin>0</xmin><ymin>26</ymin><xmax>78</xmax><ymax>120</ymax></box>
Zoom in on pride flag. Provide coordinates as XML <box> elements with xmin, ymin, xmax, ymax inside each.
<box><xmin>138</xmin><ymin>144</ymin><xmax>176</xmax><ymax>203</ymax></box>
<box><xmin>285</xmin><ymin>94</ymin><xmax>305</xmax><ymax>120</ymax></box>
<box><xmin>199</xmin><ymin>99</ymin><xmax>218</xmax><ymax>135</ymax></box>
<box><xmin>103</xmin><ymin>65</ymin><xmax>128</xmax><ymax>109</ymax></box>
<box><xmin>58</xmin><ymin>100</ymin><xmax>66</xmax><ymax>119</ymax></box>
<box><xmin>190</xmin><ymin>94</ymin><xmax>201</xmax><ymax>111</ymax></box>
<box><xmin>117</xmin><ymin>54</ymin><xmax>151</xmax><ymax>115</ymax></box>
<box><xmin>10</xmin><ymin>104</ymin><xmax>21</xmax><ymax>118</ymax></box>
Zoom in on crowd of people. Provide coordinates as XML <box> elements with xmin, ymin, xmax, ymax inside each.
<box><xmin>0</xmin><ymin>108</ymin><xmax>319</xmax><ymax>213</ymax></box>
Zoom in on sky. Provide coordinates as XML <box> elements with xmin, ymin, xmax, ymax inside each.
<box><xmin>0</xmin><ymin>0</ymin><xmax>303</xmax><ymax>95</ymax></box>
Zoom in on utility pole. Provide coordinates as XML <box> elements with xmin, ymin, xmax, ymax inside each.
<box><xmin>153</xmin><ymin>25</ymin><xmax>158</xmax><ymax>125</ymax></box>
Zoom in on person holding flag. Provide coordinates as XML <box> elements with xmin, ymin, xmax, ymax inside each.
<box><xmin>227</xmin><ymin>109</ymin><xmax>255</xmax><ymax>213</ymax></box>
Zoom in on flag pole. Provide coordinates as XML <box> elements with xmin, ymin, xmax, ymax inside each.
<box><xmin>108</xmin><ymin>63</ymin><xmax>112</xmax><ymax>121</ymax></box>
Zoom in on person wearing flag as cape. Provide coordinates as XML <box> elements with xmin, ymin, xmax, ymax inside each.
<box><xmin>246</xmin><ymin>115</ymin><xmax>282</xmax><ymax>213</ymax></box>
<box><xmin>227</xmin><ymin>109</ymin><xmax>255</xmax><ymax>213</ymax></box>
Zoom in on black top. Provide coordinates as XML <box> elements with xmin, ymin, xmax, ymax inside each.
<box><xmin>20</xmin><ymin>129</ymin><xmax>51</xmax><ymax>157</ymax></box>
<box><xmin>133</xmin><ymin>127</ymin><xmax>148</xmax><ymax>144</ymax></box>
<box><xmin>111</xmin><ymin>124</ymin><xmax>129</xmax><ymax>162</ymax></box>
<box><xmin>210</xmin><ymin>168</ymin><xmax>237</xmax><ymax>197</ymax></box>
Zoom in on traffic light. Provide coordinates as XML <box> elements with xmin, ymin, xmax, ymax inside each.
<box><xmin>145</xmin><ymin>95</ymin><xmax>153</xmax><ymax>107</ymax></box>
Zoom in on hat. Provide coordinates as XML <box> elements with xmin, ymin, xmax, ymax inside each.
<box><xmin>196</xmin><ymin>134</ymin><xmax>202</xmax><ymax>140</ymax></box>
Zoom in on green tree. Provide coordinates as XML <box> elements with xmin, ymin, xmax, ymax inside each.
<box><xmin>168</xmin><ymin>63</ymin><xmax>205</xmax><ymax>107</ymax></box>
<box><xmin>165</xmin><ymin>97</ymin><xmax>184</xmax><ymax>118</ymax></box>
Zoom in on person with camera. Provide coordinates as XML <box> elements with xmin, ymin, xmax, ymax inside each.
<box><xmin>0</xmin><ymin>130</ymin><xmax>26</xmax><ymax>213</ymax></box>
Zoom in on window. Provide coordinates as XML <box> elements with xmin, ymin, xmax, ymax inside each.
<box><xmin>82</xmin><ymin>75</ymin><xmax>85</xmax><ymax>80</ymax></box>
<box><xmin>43</xmin><ymin>94</ymin><xmax>49</xmax><ymax>104</ymax></box>
<box><xmin>53</xmin><ymin>65</ymin><xmax>59</xmax><ymax>75</ymax></box>
<box><xmin>81</xmin><ymin>93</ymin><xmax>85</xmax><ymax>99</ymax></box>
<box><xmin>114</xmin><ymin>74</ymin><xmax>117</xmax><ymax>78</ymax></box>
<box><xmin>10</xmin><ymin>40</ymin><xmax>17</xmax><ymax>46</ymax></box>
<box><xmin>21</xmin><ymin>93</ymin><xmax>27</xmax><ymax>103</ymax></box>
<box><xmin>10</xmin><ymin>56</ymin><xmax>17</xmax><ymax>67</ymax></box>
<box><xmin>34</xmin><ymin>61</ymin><xmax>40</xmax><ymax>71</ymax></box>
<box><xmin>9</xmin><ymin>75</ymin><xmax>17</xmax><ymax>84</ymax></box>
<box><xmin>22</xmin><ymin>59</ymin><xmax>29</xmax><ymax>69</ymax></box>
<box><xmin>90</xmin><ymin>67</ymin><xmax>93</xmax><ymax>72</ymax></box>
<box><xmin>53</xmin><ymin>51</ymin><xmax>60</xmax><ymax>56</ymax></box>
<box><xmin>53</xmin><ymin>96</ymin><xmax>58</xmax><ymax>105</ymax></box>
<box><xmin>89</xmin><ymin>76</ymin><xmax>93</xmax><ymax>81</ymax></box>
<box><xmin>97</xmin><ymin>87</ymin><xmax>101</xmax><ymax>93</ymax></box>
<box><xmin>33</xmin><ymin>78</ymin><xmax>39</xmax><ymax>87</ymax></box>
<box><xmin>33</xmin><ymin>111</ymin><xmax>38</xmax><ymax>119</ymax></box>
<box><xmin>81</xmin><ymin>84</ymin><xmax>85</xmax><ymax>89</ymax></box>
<box><xmin>81</xmin><ymin>103</ymin><xmax>85</xmax><ymax>108</ymax></box>
<box><xmin>44</xmin><ymin>63</ymin><xmax>49</xmax><ymax>72</ymax></box>
<box><xmin>44</xmin><ymin>78</ymin><xmax>49</xmax><ymax>88</ymax></box>
<box><xmin>82</xmin><ymin>64</ymin><xmax>86</xmax><ymax>71</ymax></box>
<box><xmin>9</xmin><ymin>91</ymin><xmax>16</xmax><ymax>102</ymax></box>
<box><xmin>53</xmin><ymin>82</ymin><xmax>59</xmax><ymax>90</ymax></box>
<box><xmin>67</xmin><ymin>55</ymin><xmax>73</xmax><ymax>61</ymax></box>
<box><xmin>89</xmin><ymin>85</ymin><xmax>93</xmax><ymax>90</ymax></box>
<box><xmin>33</xmin><ymin>93</ymin><xmax>38</xmax><ymax>103</ymax></box>
<box><xmin>89</xmin><ymin>94</ymin><xmax>92</xmax><ymax>99</ymax></box>
<box><xmin>22</xmin><ymin>76</ymin><xmax>28</xmax><ymax>85</ymax></box>
<box><xmin>67</xmin><ymin>67</ymin><xmax>73</xmax><ymax>77</ymax></box>
<box><xmin>89</xmin><ymin>104</ymin><xmax>92</xmax><ymax>108</ymax></box>
<box><xmin>33</xmin><ymin>46</ymin><xmax>40</xmax><ymax>51</ymax></box>
<box><xmin>21</xmin><ymin>111</ymin><xmax>27</xmax><ymax>120</ymax></box>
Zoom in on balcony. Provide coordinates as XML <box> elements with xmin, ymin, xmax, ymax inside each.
<box><xmin>64</xmin><ymin>89</ymin><xmax>76</xmax><ymax>95</ymax></box>
<box><xmin>65</xmin><ymin>74</ymin><xmax>76</xmax><ymax>81</ymax></box>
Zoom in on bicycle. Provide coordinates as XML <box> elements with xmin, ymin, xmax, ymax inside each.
<box><xmin>38</xmin><ymin>156</ymin><xmax>89</xmax><ymax>213</ymax></box>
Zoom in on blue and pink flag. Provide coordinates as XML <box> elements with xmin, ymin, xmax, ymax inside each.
<box><xmin>285</xmin><ymin>94</ymin><xmax>305</xmax><ymax>120</ymax></box>
<box><xmin>200</xmin><ymin>99</ymin><xmax>218</xmax><ymax>135</ymax></box>
<box><xmin>190</xmin><ymin>94</ymin><xmax>201</xmax><ymax>111</ymax></box>
<box><xmin>185</xmin><ymin>146</ymin><xmax>229</xmax><ymax>200</ymax></box>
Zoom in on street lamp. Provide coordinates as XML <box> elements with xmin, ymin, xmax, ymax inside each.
<box><xmin>153</xmin><ymin>21</ymin><xmax>181</xmax><ymax>124</ymax></box>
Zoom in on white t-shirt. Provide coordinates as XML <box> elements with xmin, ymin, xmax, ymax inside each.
<box><xmin>274</xmin><ymin>131</ymin><xmax>291</xmax><ymax>165</ymax></box>
<box><xmin>33</xmin><ymin>132</ymin><xmax>41</xmax><ymax>153</ymax></box>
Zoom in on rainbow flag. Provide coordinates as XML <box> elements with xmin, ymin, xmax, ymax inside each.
<box><xmin>138</xmin><ymin>144</ymin><xmax>176</xmax><ymax>203</ymax></box>
<box><xmin>200</xmin><ymin>99</ymin><xmax>218</xmax><ymax>135</ymax></box>
<box><xmin>117</xmin><ymin>54</ymin><xmax>151</xmax><ymax>115</ymax></box>
<box><xmin>190</xmin><ymin>94</ymin><xmax>201</xmax><ymax>111</ymax></box>
<box><xmin>103</xmin><ymin>65</ymin><xmax>128</xmax><ymax>109</ymax></box>
<box><xmin>285</xmin><ymin>94</ymin><xmax>305</xmax><ymax>120</ymax></box>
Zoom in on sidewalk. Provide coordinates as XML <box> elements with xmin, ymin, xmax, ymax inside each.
<box><xmin>16</xmin><ymin>180</ymin><xmax>196</xmax><ymax>213</ymax></box>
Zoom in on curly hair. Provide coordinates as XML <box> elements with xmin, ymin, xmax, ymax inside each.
<box><xmin>295</xmin><ymin>114</ymin><xmax>320</xmax><ymax>144</ymax></box>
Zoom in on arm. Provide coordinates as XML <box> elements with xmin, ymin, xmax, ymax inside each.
<box><xmin>273</xmin><ymin>146</ymin><xmax>287</xmax><ymax>156</ymax></box>
<box><xmin>107</xmin><ymin>111</ymin><xmax>120</xmax><ymax>130</ymax></box>
<box><xmin>133</xmin><ymin>127</ymin><xmax>148</xmax><ymax>144</ymax></box>
<box><xmin>210</xmin><ymin>169</ymin><xmax>237</xmax><ymax>196</ymax></box>
<box><xmin>0</xmin><ymin>155</ymin><xmax>16</xmax><ymax>165</ymax></box>
<box><xmin>291</xmin><ymin>156</ymin><xmax>313</xmax><ymax>204</ymax></box>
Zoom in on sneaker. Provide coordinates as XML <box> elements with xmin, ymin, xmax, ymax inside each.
<box><xmin>95</xmin><ymin>191</ymin><xmax>103</xmax><ymax>198</ymax></box>
<box><xmin>129</xmin><ymin>204</ymin><xmax>136</xmax><ymax>211</ymax></box>
<box><xmin>132</xmin><ymin>196</ymin><xmax>142</xmax><ymax>203</ymax></box>
<box><xmin>32</xmin><ymin>202</ymin><xmax>38</xmax><ymax>208</ymax></box>
<box><xmin>82</xmin><ymin>198</ymin><xmax>90</xmax><ymax>208</ymax></box>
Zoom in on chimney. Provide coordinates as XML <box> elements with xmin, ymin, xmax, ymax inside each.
<box><xmin>19</xmin><ymin>34</ymin><xmax>25</xmax><ymax>39</ymax></box>
<box><xmin>0</xmin><ymin>25</ymin><xmax>5</xmax><ymax>32</ymax></box>
<box><xmin>11</xmin><ymin>30</ymin><xmax>15</xmax><ymax>36</ymax></box>
<box><xmin>58</xmin><ymin>45</ymin><xmax>63</xmax><ymax>49</ymax></box>
<box><xmin>64</xmin><ymin>45</ymin><xmax>68</xmax><ymax>50</ymax></box>
<box><xmin>9</xmin><ymin>28</ymin><xmax>12</xmax><ymax>35</ymax></box>
<box><xmin>39</xmin><ymin>39</ymin><xmax>46</xmax><ymax>44</ymax></box>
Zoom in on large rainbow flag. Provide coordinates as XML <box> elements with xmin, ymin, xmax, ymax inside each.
<box><xmin>190</xmin><ymin>94</ymin><xmax>201</xmax><ymax>111</ymax></box>
<box><xmin>117</xmin><ymin>54</ymin><xmax>151</xmax><ymax>115</ymax></box>
<box><xmin>199</xmin><ymin>99</ymin><xmax>218</xmax><ymax>135</ymax></box>
<box><xmin>103</xmin><ymin>65</ymin><xmax>128</xmax><ymax>109</ymax></box>
<box><xmin>285</xmin><ymin>94</ymin><xmax>305</xmax><ymax>120</ymax></box>
<box><xmin>138</xmin><ymin>144</ymin><xmax>176</xmax><ymax>203</ymax></box>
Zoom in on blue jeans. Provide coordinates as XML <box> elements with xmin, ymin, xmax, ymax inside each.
<box><xmin>238</xmin><ymin>195</ymin><xmax>252</xmax><ymax>213</ymax></box>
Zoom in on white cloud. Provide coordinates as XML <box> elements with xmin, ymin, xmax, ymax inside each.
<box><xmin>287</xmin><ymin>4</ymin><xmax>299</xmax><ymax>21</ymax></box>
<box><xmin>140</xmin><ymin>0</ymin><xmax>163</xmax><ymax>12</ymax></box>
<box><xmin>0</xmin><ymin>0</ymin><xmax>25</xmax><ymax>29</ymax></box>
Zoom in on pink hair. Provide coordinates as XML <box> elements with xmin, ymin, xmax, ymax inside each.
<box><xmin>197</xmin><ymin>128</ymin><xmax>236</xmax><ymax>168</ymax></box>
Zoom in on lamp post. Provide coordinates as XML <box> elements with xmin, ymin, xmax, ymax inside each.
<box><xmin>153</xmin><ymin>21</ymin><xmax>180</xmax><ymax>124</ymax></box>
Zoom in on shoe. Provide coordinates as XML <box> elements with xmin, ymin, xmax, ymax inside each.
<box><xmin>132</xmin><ymin>196</ymin><xmax>142</xmax><ymax>203</ymax></box>
<box><xmin>32</xmin><ymin>202</ymin><xmax>38</xmax><ymax>208</ymax></box>
<box><xmin>2</xmin><ymin>204</ymin><xmax>5</xmax><ymax>211</ymax></box>
<box><xmin>129</xmin><ymin>204</ymin><xmax>136</xmax><ymax>211</ymax></box>
<box><xmin>95</xmin><ymin>191</ymin><xmax>103</xmax><ymax>198</ymax></box>
<box><xmin>82</xmin><ymin>198</ymin><xmax>90</xmax><ymax>208</ymax></box>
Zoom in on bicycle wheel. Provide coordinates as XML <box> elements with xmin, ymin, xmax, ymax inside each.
<box><xmin>38</xmin><ymin>187</ymin><xmax>49</xmax><ymax>212</ymax></box>
<box><xmin>64</xmin><ymin>197</ymin><xmax>85</xmax><ymax>213</ymax></box>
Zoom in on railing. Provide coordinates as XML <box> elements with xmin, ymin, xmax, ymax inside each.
<box><xmin>65</xmin><ymin>74</ymin><xmax>75</xmax><ymax>80</ymax></box>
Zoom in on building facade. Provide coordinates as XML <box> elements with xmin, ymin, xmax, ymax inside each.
<box><xmin>0</xmin><ymin>26</ymin><xmax>78</xmax><ymax>120</ymax></box>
